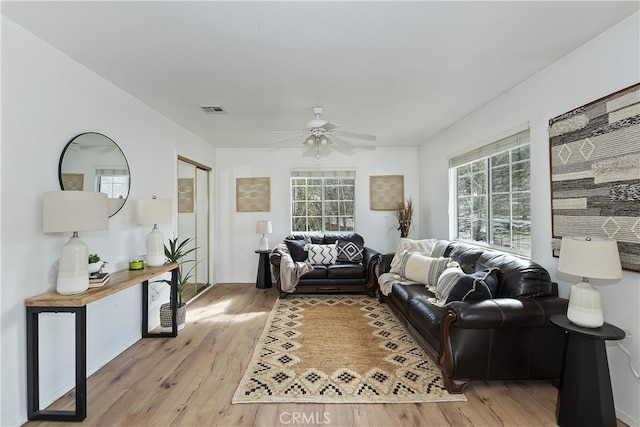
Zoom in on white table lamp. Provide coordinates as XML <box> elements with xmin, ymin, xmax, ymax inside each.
<box><xmin>557</xmin><ymin>236</ymin><xmax>622</xmax><ymax>328</ymax></box>
<box><xmin>136</xmin><ymin>198</ymin><xmax>172</xmax><ymax>267</ymax></box>
<box><xmin>43</xmin><ymin>191</ymin><xmax>109</xmax><ymax>295</ymax></box>
<box><xmin>256</xmin><ymin>220</ymin><xmax>272</xmax><ymax>251</ymax></box>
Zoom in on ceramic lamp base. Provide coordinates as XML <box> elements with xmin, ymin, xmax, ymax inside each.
<box><xmin>57</xmin><ymin>235</ymin><xmax>89</xmax><ymax>295</ymax></box>
<box><xmin>567</xmin><ymin>280</ymin><xmax>604</xmax><ymax>328</ymax></box>
<box><xmin>146</xmin><ymin>226</ymin><xmax>165</xmax><ymax>267</ymax></box>
<box><xmin>259</xmin><ymin>235</ymin><xmax>269</xmax><ymax>251</ymax></box>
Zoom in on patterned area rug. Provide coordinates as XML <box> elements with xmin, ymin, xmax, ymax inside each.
<box><xmin>232</xmin><ymin>295</ymin><xmax>466</xmax><ymax>404</ymax></box>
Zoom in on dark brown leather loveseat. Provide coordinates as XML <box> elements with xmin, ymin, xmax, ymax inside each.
<box><xmin>270</xmin><ymin>232</ymin><xmax>380</xmax><ymax>298</ymax></box>
<box><xmin>378</xmin><ymin>240</ymin><xmax>568</xmax><ymax>393</ymax></box>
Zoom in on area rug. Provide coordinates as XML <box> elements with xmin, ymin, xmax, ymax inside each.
<box><xmin>232</xmin><ymin>295</ymin><xmax>466</xmax><ymax>404</ymax></box>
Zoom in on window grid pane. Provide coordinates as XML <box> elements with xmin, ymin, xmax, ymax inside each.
<box><xmin>453</xmin><ymin>137</ymin><xmax>531</xmax><ymax>257</ymax></box>
<box><xmin>290</xmin><ymin>175</ymin><xmax>355</xmax><ymax>233</ymax></box>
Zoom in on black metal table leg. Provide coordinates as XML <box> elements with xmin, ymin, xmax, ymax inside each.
<box><xmin>142</xmin><ymin>266</ymin><xmax>179</xmax><ymax>338</ymax></box>
<box><xmin>26</xmin><ymin>306</ymin><xmax>87</xmax><ymax>422</ymax></box>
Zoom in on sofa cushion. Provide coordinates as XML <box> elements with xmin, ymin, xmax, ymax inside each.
<box><xmin>389</xmin><ymin>238</ymin><xmax>437</xmax><ymax>273</ymax></box>
<box><xmin>327</xmin><ymin>263</ymin><xmax>366</xmax><ymax>279</ymax></box>
<box><xmin>303</xmin><ymin>265</ymin><xmax>329</xmax><ymax>279</ymax></box>
<box><xmin>435</xmin><ymin>263</ymin><xmax>466</xmax><ymax>304</ymax></box>
<box><xmin>446</xmin><ymin>268</ymin><xmax>500</xmax><ymax>303</ymax></box>
<box><xmin>399</xmin><ymin>252</ymin><xmax>450</xmax><ymax>288</ymax></box>
<box><xmin>323</xmin><ymin>232</ymin><xmax>364</xmax><ymax>247</ymax></box>
<box><xmin>407</xmin><ymin>296</ymin><xmax>445</xmax><ymax>354</ymax></box>
<box><xmin>476</xmin><ymin>251</ymin><xmax>554</xmax><ymax>298</ymax></box>
<box><xmin>336</xmin><ymin>240</ymin><xmax>364</xmax><ymax>263</ymax></box>
<box><xmin>285</xmin><ymin>237</ymin><xmax>311</xmax><ymax>262</ymax></box>
<box><xmin>305</xmin><ymin>242</ymin><xmax>338</xmax><ymax>265</ymax></box>
<box><xmin>447</xmin><ymin>243</ymin><xmax>485</xmax><ymax>274</ymax></box>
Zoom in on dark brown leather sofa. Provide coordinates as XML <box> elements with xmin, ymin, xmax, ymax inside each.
<box><xmin>270</xmin><ymin>232</ymin><xmax>380</xmax><ymax>298</ymax></box>
<box><xmin>378</xmin><ymin>240</ymin><xmax>569</xmax><ymax>393</ymax></box>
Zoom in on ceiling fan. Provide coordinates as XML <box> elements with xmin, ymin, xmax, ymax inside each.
<box><xmin>266</xmin><ymin>106</ymin><xmax>376</xmax><ymax>158</ymax></box>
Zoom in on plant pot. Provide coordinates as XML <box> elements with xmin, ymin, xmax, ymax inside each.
<box><xmin>88</xmin><ymin>261</ymin><xmax>103</xmax><ymax>274</ymax></box>
<box><xmin>159</xmin><ymin>302</ymin><xmax>186</xmax><ymax>331</ymax></box>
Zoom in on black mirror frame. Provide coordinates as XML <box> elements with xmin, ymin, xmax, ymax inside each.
<box><xmin>58</xmin><ymin>132</ymin><xmax>131</xmax><ymax>217</ymax></box>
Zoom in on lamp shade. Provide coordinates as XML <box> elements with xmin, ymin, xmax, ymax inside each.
<box><xmin>136</xmin><ymin>199</ymin><xmax>172</xmax><ymax>225</ymax></box>
<box><xmin>256</xmin><ymin>220</ymin><xmax>273</xmax><ymax>234</ymax></box>
<box><xmin>43</xmin><ymin>191</ymin><xmax>109</xmax><ymax>295</ymax></box>
<box><xmin>43</xmin><ymin>191</ymin><xmax>109</xmax><ymax>232</ymax></box>
<box><xmin>557</xmin><ymin>237</ymin><xmax>622</xmax><ymax>280</ymax></box>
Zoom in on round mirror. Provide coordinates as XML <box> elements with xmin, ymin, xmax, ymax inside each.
<box><xmin>58</xmin><ymin>132</ymin><xmax>131</xmax><ymax>217</ymax></box>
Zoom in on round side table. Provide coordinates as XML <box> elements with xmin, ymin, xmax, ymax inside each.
<box><xmin>550</xmin><ymin>314</ymin><xmax>625</xmax><ymax>427</ymax></box>
<box><xmin>255</xmin><ymin>250</ymin><xmax>272</xmax><ymax>289</ymax></box>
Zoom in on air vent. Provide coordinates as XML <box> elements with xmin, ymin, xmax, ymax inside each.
<box><xmin>201</xmin><ymin>105</ymin><xmax>226</xmax><ymax>114</ymax></box>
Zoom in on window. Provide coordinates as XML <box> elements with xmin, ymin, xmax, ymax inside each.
<box><xmin>450</xmin><ymin>129</ymin><xmax>531</xmax><ymax>256</ymax></box>
<box><xmin>291</xmin><ymin>170</ymin><xmax>355</xmax><ymax>232</ymax></box>
<box><xmin>96</xmin><ymin>167</ymin><xmax>129</xmax><ymax>200</ymax></box>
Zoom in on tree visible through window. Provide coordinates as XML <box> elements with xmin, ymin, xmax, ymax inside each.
<box><xmin>451</xmin><ymin>129</ymin><xmax>531</xmax><ymax>256</ymax></box>
<box><xmin>291</xmin><ymin>171</ymin><xmax>355</xmax><ymax>232</ymax></box>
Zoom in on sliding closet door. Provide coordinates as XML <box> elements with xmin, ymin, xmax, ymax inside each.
<box><xmin>177</xmin><ymin>156</ymin><xmax>211</xmax><ymax>302</ymax></box>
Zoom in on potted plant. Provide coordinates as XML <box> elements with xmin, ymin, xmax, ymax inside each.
<box><xmin>88</xmin><ymin>253</ymin><xmax>106</xmax><ymax>274</ymax></box>
<box><xmin>393</xmin><ymin>196</ymin><xmax>414</xmax><ymax>238</ymax></box>
<box><xmin>154</xmin><ymin>237</ymin><xmax>198</xmax><ymax>331</ymax></box>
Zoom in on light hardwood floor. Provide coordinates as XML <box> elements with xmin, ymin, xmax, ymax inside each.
<box><xmin>26</xmin><ymin>283</ymin><xmax>625</xmax><ymax>427</ymax></box>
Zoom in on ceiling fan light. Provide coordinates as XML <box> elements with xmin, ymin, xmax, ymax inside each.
<box><xmin>320</xmin><ymin>136</ymin><xmax>328</xmax><ymax>145</ymax></box>
<box><xmin>306</xmin><ymin>136</ymin><xmax>316</xmax><ymax>145</ymax></box>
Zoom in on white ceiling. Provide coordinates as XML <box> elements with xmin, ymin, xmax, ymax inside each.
<box><xmin>2</xmin><ymin>1</ymin><xmax>638</xmax><ymax>149</ymax></box>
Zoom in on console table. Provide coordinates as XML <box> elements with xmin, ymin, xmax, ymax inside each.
<box><xmin>25</xmin><ymin>262</ymin><xmax>178</xmax><ymax>422</ymax></box>
<box><xmin>550</xmin><ymin>314</ymin><xmax>625</xmax><ymax>427</ymax></box>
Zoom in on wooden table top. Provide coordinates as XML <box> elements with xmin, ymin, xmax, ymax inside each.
<box><xmin>26</xmin><ymin>263</ymin><xmax>178</xmax><ymax>307</ymax></box>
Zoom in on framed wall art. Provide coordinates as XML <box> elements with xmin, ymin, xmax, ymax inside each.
<box><xmin>370</xmin><ymin>175</ymin><xmax>404</xmax><ymax>211</ymax></box>
<box><xmin>549</xmin><ymin>83</ymin><xmax>640</xmax><ymax>272</ymax></box>
<box><xmin>178</xmin><ymin>178</ymin><xmax>194</xmax><ymax>213</ymax></box>
<box><xmin>61</xmin><ymin>173</ymin><xmax>84</xmax><ymax>191</ymax></box>
<box><xmin>236</xmin><ymin>177</ymin><xmax>271</xmax><ymax>212</ymax></box>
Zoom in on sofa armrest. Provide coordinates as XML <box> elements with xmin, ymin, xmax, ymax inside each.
<box><xmin>362</xmin><ymin>247</ymin><xmax>381</xmax><ymax>267</ymax></box>
<box><xmin>378</xmin><ymin>253</ymin><xmax>394</xmax><ymax>275</ymax></box>
<box><xmin>444</xmin><ymin>296</ymin><xmax>569</xmax><ymax>329</ymax></box>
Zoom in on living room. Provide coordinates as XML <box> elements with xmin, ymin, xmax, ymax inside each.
<box><xmin>2</xmin><ymin>2</ymin><xmax>639</xmax><ymax>426</ymax></box>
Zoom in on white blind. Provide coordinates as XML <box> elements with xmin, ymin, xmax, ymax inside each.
<box><xmin>290</xmin><ymin>170</ymin><xmax>355</xmax><ymax>178</ymax></box>
<box><xmin>449</xmin><ymin>129</ymin><xmax>530</xmax><ymax>168</ymax></box>
<box><xmin>95</xmin><ymin>167</ymin><xmax>128</xmax><ymax>176</ymax></box>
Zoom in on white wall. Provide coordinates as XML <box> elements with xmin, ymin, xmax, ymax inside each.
<box><xmin>1</xmin><ymin>17</ymin><xmax>215</xmax><ymax>426</ymax></box>
<box><xmin>215</xmin><ymin>146</ymin><xmax>420</xmax><ymax>283</ymax></box>
<box><xmin>419</xmin><ymin>13</ymin><xmax>640</xmax><ymax>425</ymax></box>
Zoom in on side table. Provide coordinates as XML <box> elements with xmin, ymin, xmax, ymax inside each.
<box><xmin>255</xmin><ymin>249</ymin><xmax>272</xmax><ymax>289</ymax></box>
<box><xmin>550</xmin><ymin>314</ymin><xmax>625</xmax><ymax>427</ymax></box>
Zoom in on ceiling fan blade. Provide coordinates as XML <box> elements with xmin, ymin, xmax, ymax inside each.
<box><xmin>334</xmin><ymin>130</ymin><xmax>377</xmax><ymax>141</ymax></box>
<box><xmin>331</xmin><ymin>144</ymin><xmax>356</xmax><ymax>155</ymax></box>
<box><xmin>332</xmin><ymin>136</ymin><xmax>375</xmax><ymax>150</ymax></box>
<box><xmin>264</xmin><ymin>133</ymin><xmax>305</xmax><ymax>145</ymax></box>
<box><xmin>321</xmin><ymin>121</ymin><xmax>341</xmax><ymax>131</ymax></box>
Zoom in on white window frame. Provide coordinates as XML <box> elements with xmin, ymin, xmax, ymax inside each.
<box><xmin>95</xmin><ymin>167</ymin><xmax>129</xmax><ymax>200</ymax></box>
<box><xmin>449</xmin><ymin>127</ymin><xmax>531</xmax><ymax>257</ymax></box>
<box><xmin>290</xmin><ymin>169</ymin><xmax>355</xmax><ymax>233</ymax></box>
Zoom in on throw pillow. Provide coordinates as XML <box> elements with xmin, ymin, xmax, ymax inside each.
<box><xmin>399</xmin><ymin>252</ymin><xmax>451</xmax><ymax>287</ymax></box>
<box><xmin>336</xmin><ymin>240</ymin><xmax>364</xmax><ymax>263</ymax></box>
<box><xmin>389</xmin><ymin>238</ymin><xmax>437</xmax><ymax>273</ymax></box>
<box><xmin>446</xmin><ymin>268</ymin><xmax>501</xmax><ymax>304</ymax></box>
<box><xmin>435</xmin><ymin>262</ymin><xmax>465</xmax><ymax>304</ymax></box>
<box><xmin>304</xmin><ymin>242</ymin><xmax>338</xmax><ymax>265</ymax></box>
<box><xmin>284</xmin><ymin>237</ymin><xmax>311</xmax><ymax>262</ymax></box>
